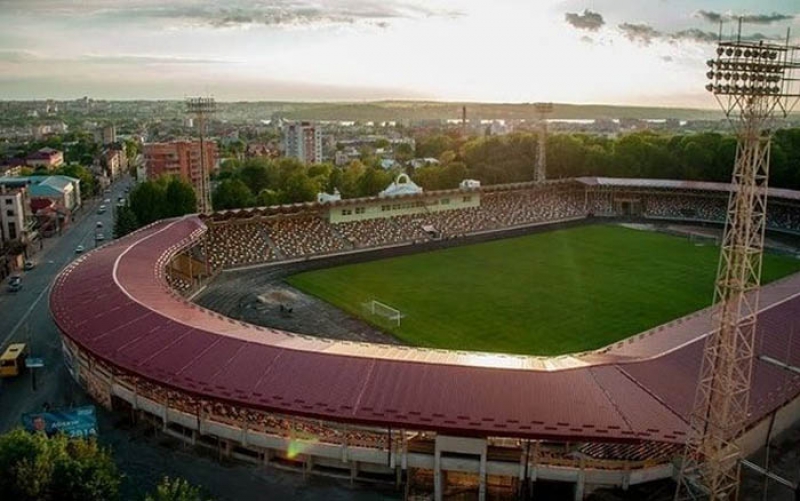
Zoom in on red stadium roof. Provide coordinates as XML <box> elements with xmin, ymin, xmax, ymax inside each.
<box><xmin>50</xmin><ymin>214</ymin><xmax>800</xmax><ymax>444</ymax></box>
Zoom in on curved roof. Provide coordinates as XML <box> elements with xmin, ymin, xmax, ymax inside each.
<box><xmin>50</xmin><ymin>212</ymin><xmax>800</xmax><ymax>445</ymax></box>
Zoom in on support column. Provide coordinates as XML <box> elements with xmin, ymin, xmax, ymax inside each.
<box><xmin>479</xmin><ymin>450</ymin><xmax>487</xmax><ymax>501</ymax></box>
<box><xmin>574</xmin><ymin>459</ymin><xmax>586</xmax><ymax>501</ymax></box>
<box><xmin>434</xmin><ymin>448</ymin><xmax>443</xmax><ymax>501</ymax></box>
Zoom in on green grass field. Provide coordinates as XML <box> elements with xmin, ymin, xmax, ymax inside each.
<box><xmin>287</xmin><ymin>225</ymin><xmax>800</xmax><ymax>356</ymax></box>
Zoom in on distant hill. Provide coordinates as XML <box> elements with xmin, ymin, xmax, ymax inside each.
<box><xmin>216</xmin><ymin>100</ymin><xmax>725</xmax><ymax>122</ymax></box>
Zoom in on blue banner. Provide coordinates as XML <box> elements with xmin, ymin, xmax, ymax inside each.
<box><xmin>21</xmin><ymin>406</ymin><xmax>97</xmax><ymax>438</ymax></box>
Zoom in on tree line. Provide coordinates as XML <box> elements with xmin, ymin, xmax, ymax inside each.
<box><xmin>211</xmin><ymin>157</ymin><xmax>395</xmax><ymax>210</ymax></box>
<box><xmin>212</xmin><ymin>128</ymin><xmax>800</xmax><ymax>212</ymax></box>
<box><xmin>113</xmin><ymin>176</ymin><xmax>197</xmax><ymax>239</ymax></box>
<box><xmin>412</xmin><ymin>128</ymin><xmax>800</xmax><ymax>190</ymax></box>
<box><xmin>0</xmin><ymin>429</ymin><xmax>211</xmax><ymax>501</ymax></box>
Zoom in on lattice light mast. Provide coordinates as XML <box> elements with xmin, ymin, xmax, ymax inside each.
<box><xmin>186</xmin><ymin>97</ymin><xmax>217</xmax><ymax>214</ymax></box>
<box><xmin>675</xmin><ymin>30</ymin><xmax>800</xmax><ymax>500</ymax></box>
<box><xmin>533</xmin><ymin>102</ymin><xmax>553</xmax><ymax>183</ymax></box>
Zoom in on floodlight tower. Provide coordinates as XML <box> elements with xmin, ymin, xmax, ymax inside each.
<box><xmin>675</xmin><ymin>27</ymin><xmax>800</xmax><ymax>501</ymax></box>
<box><xmin>533</xmin><ymin>102</ymin><xmax>553</xmax><ymax>183</ymax></box>
<box><xmin>186</xmin><ymin>97</ymin><xmax>216</xmax><ymax>214</ymax></box>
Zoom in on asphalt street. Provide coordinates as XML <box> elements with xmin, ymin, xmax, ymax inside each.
<box><xmin>0</xmin><ymin>176</ymin><xmax>125</xmax><ymax>432</ymax></box>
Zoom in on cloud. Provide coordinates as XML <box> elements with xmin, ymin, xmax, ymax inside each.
<box><xmin>564</xmin><ymin>9</ymin><xmax>604</xmax><ymax>31</ymax></box>
<box><xmin>580</xmin><ymin>35</ymin><xmax>594</xmax><ymax>44</ymax></box>
<box><xmin>694</xmin><ymin>10</ymin><xmax>794</xmax><ymax>25</ymax></box>
<box><xmin>671</xmin><ymin>29</ymin><xmax>718</xmax><ymax>44</ymax></box>
<box><xmin>618</xmin><ymin>23</ymin><xmax>661</xmax><ymax>45</ymax></box>
<box><xmin>0</xmin><ymin>49</ymin><xmax>41</xmax><ymax>63</ymax></box>
<box><xmin>3</xmin><ymin>0</ymin><xmax>463</xmax><ymax>30</ymax></box>
<box><xmin>661</xmin><ymin>55</ymin><xmax>673</xmax><ymax>62</ymax></box>
<box><xmin>78</xmin><ymin>54</ymin><xmax>237</xmax><ymax>65</ymax></box>
<box><xmin>695</xmin><ymin>10</ymin><xmax>723</xmax><ymax>24</ymax></box>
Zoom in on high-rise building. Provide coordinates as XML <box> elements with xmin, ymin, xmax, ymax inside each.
<box><xmin>282</xmin><ymin>121</ymin><xmax>322</xmax><ymax>164</ymax></box>
<box><xmin>143</xmin><ymin>141</ymin><xmax>219</xmax><ymax>208</ymax></box>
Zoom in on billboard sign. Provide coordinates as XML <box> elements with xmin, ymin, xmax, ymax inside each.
<box><xmin>21</xmin><ymin>405</ymin><xmax>98</xmax><ymax>438</ymax></box>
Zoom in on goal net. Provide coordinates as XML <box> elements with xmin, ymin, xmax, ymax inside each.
<box><xmin>362</xmin><ymin>300</ymin><xmax>404</xmax><ymax>327</ymax></box>
<box><xmin>688</xmin><ymin>232</ymin><xmax>720</xmax><ymax>247</ymax></box>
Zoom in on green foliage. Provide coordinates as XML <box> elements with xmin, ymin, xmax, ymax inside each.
<box><xmin>0</xmin><ymin>429</ymin><xmax>120</xmax><ymax>501</ymax></box>
<box><xmin>113</xmin><ymin>204</ymin><xmax>140</xmax><ymax>238</ymax></box>
<box><xmin>212</xmin><ymin>179</ymin><xmax>255</xmax><ymax>210</ymax></box>
<box><xmin>145</xmin><ymin>477</ymin><xmax>211</xmax><ymax>501</ymax></box>
<box><xmin>289</xmin><ymin>225</ymin><xmax>800</xmax><ymax>356</ymax></box>
<box><xmin>164</xmin><ymin>179</ymin><xmax>197</xmax><ymax>217</ymax></box>
<box><xmin>129</xmin><ymin>177</ymin><xmax>197</xmax><ymax>226</ymax></box>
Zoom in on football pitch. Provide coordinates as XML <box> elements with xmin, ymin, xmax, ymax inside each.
<box><xmin>287</xmin><ymin>225</ymin><xmax>800</xmax><ymax>356</ymax></box>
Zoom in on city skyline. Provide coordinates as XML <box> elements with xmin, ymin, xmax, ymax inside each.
<box><xmin>0</xmin><ymin>0</ymin><xmax>798</xmax><ymax>108</ymax></box>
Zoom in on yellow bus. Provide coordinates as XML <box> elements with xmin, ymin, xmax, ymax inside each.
<box><xmin>0</xmin><ymin>343</ymin><xmax>27</xmax><ymax>378</ymax></box>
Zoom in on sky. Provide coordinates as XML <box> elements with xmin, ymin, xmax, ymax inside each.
<box><xmin>0</xmin><ymin>0</ymin><xmax>798</xmax><ymax>107</ymax></box>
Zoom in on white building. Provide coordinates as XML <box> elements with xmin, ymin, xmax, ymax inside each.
<box><xmin>0</xmin><ymin>186</ymin><xmax>30</xmax><ymax>244</ymax></box>
<box><xmin>282</xmin><ymin>121</ymin><xmax>323</xmax><ymax>165</ymax></box>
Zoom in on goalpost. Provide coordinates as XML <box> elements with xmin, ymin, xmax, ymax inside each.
<box><xmin>362</xmin><ymin>299</ymin><xmax>404</xmax><ymax>327</ymax></box>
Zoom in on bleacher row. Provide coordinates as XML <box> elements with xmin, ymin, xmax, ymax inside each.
<box><xmin>205</xmin><ymin>188</ymin><xmax>587</xmax><ymax>268</ymax></box>
<box><xmin>203</xmin><ymin>188</ymin><xmax>800</xmax><ymax>269</ymax></box>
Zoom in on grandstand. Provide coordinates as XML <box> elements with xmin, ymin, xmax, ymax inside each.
<box><xmin>50</xmin><ymin>177</ymin><xmax>800</xmax><ymax>501</ymax></box>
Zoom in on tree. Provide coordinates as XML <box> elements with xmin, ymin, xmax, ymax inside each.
<box><xmin>356</xmin><ymin>167</ymin><xmax>393</xmax><ymax>197</ymax></box>
<box><xmin>256</xmin><ymin>189</ymin><xmax>280</xmax><ymax>207</ymax></box>
<box><xmin>113</xmin><ymin>205</ymin><xmax>139</xmax><ymax>238</ymax></box>
<box><xmin>145</xmin><ymin>477</ymin><xmax>211</xmax><ymax>501</ymax></box>
<box><xmin>237</xmin><ymin>159</ymin><xmax>273</xmax><ymax>194</ymax></box>
<box><xmin>164</xmin><ymin>178</ymin><xmax>197</xmax><ymax>216</ymax></box>
<box><xmin>212</xmin><ymin>179</ymin><xmax>254</xmax><ymax>210</ymax></box>
<box><xmin>0</xmin><ymin>429</ymin><xmax>120</xmax><ymax>501</ymax></box>
<box><xmin>129</xmin><ymin>181</ymin><xmax>167</xmax><ymax>226</ymax></box>
<box><xmin>280</xmin><ymin>172</ymin><xmax>319</xmax><ymax>204</ymax></box>
<box><xmin>395</xmin><ymin>142</ymin><xmax>414</xmax><ymax>164</ymax></box>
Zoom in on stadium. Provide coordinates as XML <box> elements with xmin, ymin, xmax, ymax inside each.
<box><xmin>50</xmin><ymin>177</ymin><xmax>800</xmax><ymax>500</ymax></box>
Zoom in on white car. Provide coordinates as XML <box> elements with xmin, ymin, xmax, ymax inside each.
<box><xmin>96</xmin><ymin>233</ymin><xmax>105</xmax><ymax>242</ymax></box>
<box><xmin>75</xmin><ymin>245</ymin><xmax>85</xmax><ymax>254</ymax></box>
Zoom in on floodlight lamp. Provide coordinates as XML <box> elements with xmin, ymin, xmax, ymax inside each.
<box><xmin>707</xmin><ymin>71</ymin><xmax>715</xmax><ymax>79</ymax></box>
<box><xmin>717</xmin><ymin>47</ymin><xmax>725</xmax><ymax>55</ymax></box>
<box><xmin>706</xmin><ymin>83</ymin><xmax>714</xmax><ymax>92</ymax></box>
<box><xmin>707</xmin><ymin>60</ymin><xmax>716</xmax><ymax>68</ymax></box>
<box><xmin>744</xmin><ymin>49</ymin><xmax>752</xmax><ymax>58</ymax></box>
<box><xmin>734</xmin><ymin>49</ymin><xmax>743</xmax><ymax>57</ymax></box>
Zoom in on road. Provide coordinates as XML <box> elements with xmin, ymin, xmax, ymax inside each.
<box><xmin>0</xmin><ymin>177</ymin><xmax>398</xmax><ymax>501</ymax></box>
<box><xmin>0</xmin><ymin>177</ymin><xmax>125</xmax><ymax>431</ymax></box>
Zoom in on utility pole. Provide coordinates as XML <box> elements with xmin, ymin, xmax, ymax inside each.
<box><xmin>186</xmin><ymin>97</ymin><xmax>216</xmax><ymax>214</ymax></box>
<box><xmin>533</xmin><ymin>102</ymin><xmax>553</xmax><ymax>183</ymax></box>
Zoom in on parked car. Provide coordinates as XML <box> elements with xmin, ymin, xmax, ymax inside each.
<box><xmin>23</xmin><ymin>260</ymin><xmax>34</xmax><ymax>270</ymax></box>
<box><xmin>96</xmin><ymin>221</ymin><xmax>104</xmax><ymax>228</ymax></box>
<box><xmin>7</xmin><ymin>275</ymin><xmax>22</xmax><ymax>292</ymax></box>
<box><xmin>75</xmin><ymin>245</ymin><xmax>85</xmax><ymax>254</ymax></box>
<box><xmin>96</xmin><ymin>233</ymin><xmax>105</xmax><ymax>242</ymax></box>
<box><xmin>97</xmin><ymin>205</ymin><xmax>106</xmax><ymax>215</ymax></box>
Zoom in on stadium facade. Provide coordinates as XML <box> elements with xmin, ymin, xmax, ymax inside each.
<box><xmin>50</xmin><ymin>178</ymin><xmax>800</xmax><ymax>500</ymax></box>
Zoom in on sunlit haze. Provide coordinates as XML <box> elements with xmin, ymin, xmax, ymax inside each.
<box><xmin>0</xmin><ymin>0</ymin><xmax>798</xmax><ymax>106</ymax></box>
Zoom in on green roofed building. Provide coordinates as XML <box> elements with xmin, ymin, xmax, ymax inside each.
<box><xmin>0</xmin><ymin>175</ymin><xmax>81</xmax><ymax>211</ymax></box>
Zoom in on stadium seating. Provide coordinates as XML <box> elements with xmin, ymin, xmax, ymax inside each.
<box><xmin>200</xmin><ymin>187</ymin><xmax>800</xmax><ymax>270</ymax></box>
